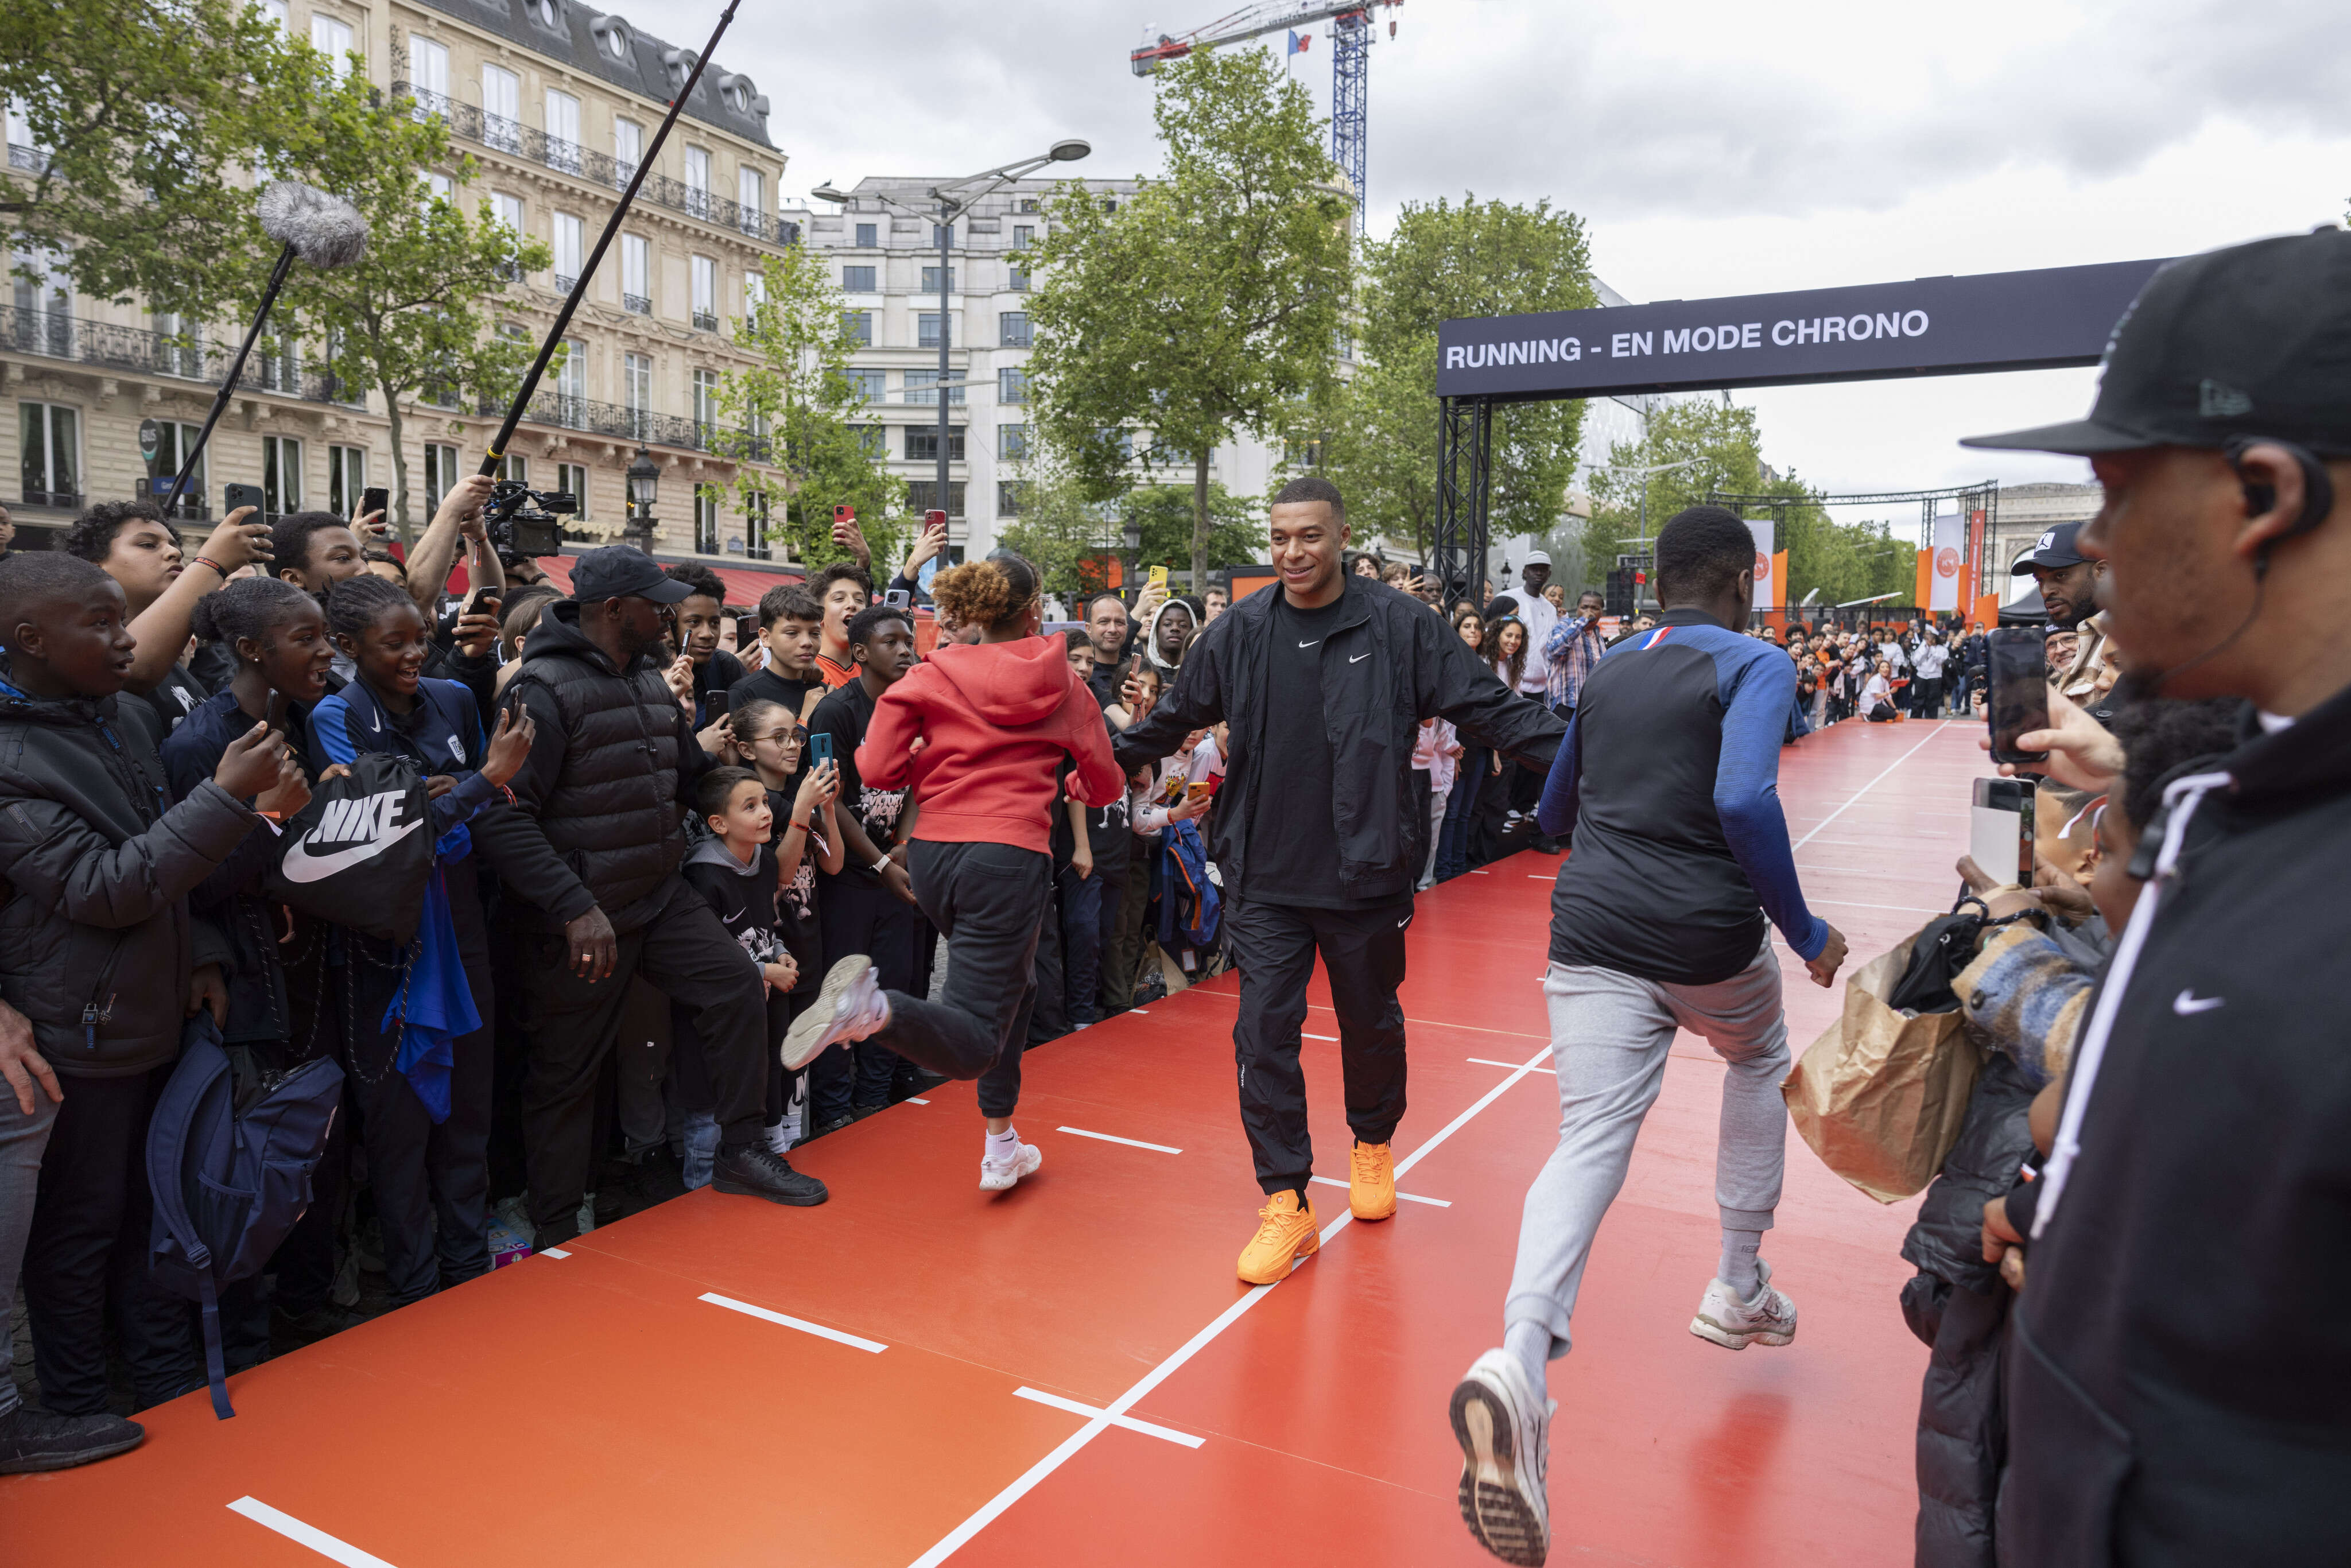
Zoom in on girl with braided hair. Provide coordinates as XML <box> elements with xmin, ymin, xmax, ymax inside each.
<box><xmin>780</xmin><ymin>552</ymin><xmax>1126</xmax><ymax>1193</ymax></box>
<box><xmin>302</xmin><ymin>573</ymin><xmax>534</xmax><ymax>1306</ymax></box>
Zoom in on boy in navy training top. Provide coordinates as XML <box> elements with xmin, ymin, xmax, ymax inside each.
<box><xmin>1448</xmin><ymin>506</ymin><xmax>1849</xmax><ymax>1568</ymax></box>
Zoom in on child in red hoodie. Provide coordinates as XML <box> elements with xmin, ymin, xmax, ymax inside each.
<box><xmin>781</xmin><ymin>553</ymin><xmax>1126</xmax><ymax>1192</ymax></box>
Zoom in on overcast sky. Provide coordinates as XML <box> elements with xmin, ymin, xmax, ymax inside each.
<box><xmin>679</xmin><ymin>0</ymin><xmax>2351</xmax><ymax>537</ymax></box>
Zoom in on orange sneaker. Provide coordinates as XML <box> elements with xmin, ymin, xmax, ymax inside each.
<box><xmin>1349</xmin><ymin>1141</ymin><xmax>1397</xmax><ymax>1221</ymax></box>
<box><xmin>1236</xmin><ymin>1190</ymin><xmax>1320</xmax><ymax>1284</ymax></box>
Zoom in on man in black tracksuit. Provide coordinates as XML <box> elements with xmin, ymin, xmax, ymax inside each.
<box><xmin>1958</xmin><ymin>230</ymin><xmax>2351</xmax><ymax>1565</ymax></box>
<box><xmin>1115</xmin><ymin>476</ymin><xmax>1564</xmax><ymax>1284</ymax></box>
<box><xmin>470</xmin><ymin>548</ymin><xmax>816</xmax><ymax>1243</ymax></box>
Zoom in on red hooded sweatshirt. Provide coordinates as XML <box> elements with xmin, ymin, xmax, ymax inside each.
<box><xmin>858</xmin><ymin>635</ymin><xmax>1126</xmax><ymax>855</ymax></box>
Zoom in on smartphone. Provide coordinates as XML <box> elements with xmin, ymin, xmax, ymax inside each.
<box><xmin>1969</xmin><ymin>777</ymin><xmax>2038</xmax><ymax>887</ymax></box>
<box><xmin>359</xmin><ymin>486</ymin><xmax>388</xmax><ymax>521</ymax></box>
<box><xmin>224</xmin><ymin>482</ymin><xmax>266</xmax><ymax>517</ymax></box>
<box><xmin>924</xmin><ymin>508</ymin><xmax>948</xmax><ymax>536</ymax></box>
<box><xmin>706</xmin><ymin>690</ymin><xmax>730</xmax><ymax>719</ymax></box>
<box><xmin>808</xmin><ymin>731</ymin><xmax>833</xmax><ymax>766</ymax></box>
<box><xmin>734</xmin><ymin>612</ymin><xmax>759</xmax><ymax>650</ymax></box>
<box><xmin>464</xmin><ymin>586</ymin><xmax>502</xmax><ymax>618</ymax></box>
<box><xmin>1184</xmin><ymin>779</ymin><xmax>1214</xmax><ymax>805</ymax></box>
<box><xmin>833</xmin><ymin>504</ymin><xmax>854</xmax><ymax>525</ymax></box>
<box><xmin>1985</xmin><ymin>627</ymin><xmax>2051</xmax><ymax>765</ymax></box>
<box><xmin>883</xmin><ymin>588</ymin><xmax>911</xmax><ymax>611</ymax></box>
<box><xmin>1148</xmin><ymin>564</ymin><xmax>1169</xmax><ymax>593</ymax></box>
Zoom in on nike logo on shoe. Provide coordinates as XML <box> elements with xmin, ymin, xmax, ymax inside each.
<box><xmin>2172</xmin><ymin>989</ymin><xmax>2225</xmax><ymax>1015</ymax></box>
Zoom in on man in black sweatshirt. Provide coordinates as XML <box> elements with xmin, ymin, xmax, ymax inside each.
<box><xmin>1958</xmin><ymin>228</ymin><xmax>2351</xmax><ymax>1566</ymax></box>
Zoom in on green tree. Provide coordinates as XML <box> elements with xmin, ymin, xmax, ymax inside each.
<box><xmin>1320</xmin><ymin>196</ymin><xmax>1593</xmax><ymax>558</ymax></box>
<box><xmin>714</xmin><ymin>240</ymin><xmax>902</xmax><ymax>570</ymax></box>
<box><xmin>271</xmin><ymin>79</ymin><xmax>545</xmax><ymax>537</ymax></box>
<box><xmin>1025</xmin><ymin>46</ymin><xmax>1351</xmax><ymax>585</ymax></box>
<box><xmin>1123</xmin><ymin>481</ymin><xmax>1262</xmax><ymax>576</ymax></box>
<box><xmin>996</xmin><ymin>457</ymin><xmax>1122</xmax><ymax>597</ymax></box>
<box><xmin>1</xmin><ymin>0</ymin><xmax>319</xmax><ymax>318</ymax></box>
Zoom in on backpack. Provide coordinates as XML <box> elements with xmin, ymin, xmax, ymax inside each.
<box><xmin>1156</xmin><ymin>819</ymin><xmax>1222</xmax><ymax>952</ymax></box>
<box><xmin>146</xmin><ymin>1014</ymin><xmax>344</xmax><ymax>1418</ymax></box>
<box><xmin>264</xmin><ymin>748</ymin><xmax>434</xmax><ymax>945</ymax></box>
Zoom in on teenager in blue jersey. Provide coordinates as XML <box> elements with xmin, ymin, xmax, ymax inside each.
<box><xmin>1449</xmin><ymin>507</ymin><xmax>1849</xmax><ymax>1567</ymax></box>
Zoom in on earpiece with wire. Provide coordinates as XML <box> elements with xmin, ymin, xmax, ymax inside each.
<box><xmin>2224</xmin><ymin>436</ymin><xmax>2336</xmax><ymax>580</ymax></box>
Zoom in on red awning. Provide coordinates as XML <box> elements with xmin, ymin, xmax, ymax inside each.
<box><xmin>457</xmin><ymin>556</ymin><xmax>807</xmax><ymax>605</ymax></box>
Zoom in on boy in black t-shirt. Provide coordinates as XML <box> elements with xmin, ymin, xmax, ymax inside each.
<box><xmin>728</xmin><ymin>585</ymin><xmax>828</xmax><ymax>730</ymax></box>
<box><xmin>672</xmin><ymin>767</ymin><xmax>829</xmax><ymax>1205</ymax></box>
<box><xmin>1058</xmin><ymin>628</ymin><xmax>1126</xmax><ymax>1026</ymax></box>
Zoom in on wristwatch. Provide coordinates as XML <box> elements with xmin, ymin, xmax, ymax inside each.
<box><xmin>870</xmin><ymin>852</ymin><xmax>893</xmax><ymax>874</ymax></box>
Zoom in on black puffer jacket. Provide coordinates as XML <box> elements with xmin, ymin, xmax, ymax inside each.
<box><xmin>1114</xmin><ymin>574</ymin><xmax>1564</xmax><ymax>903</ymax></box>
<box><xmin>469</xmin><ymin>599</ymin><xmax>715</xmax><ymax>933</ymax></box>
<box><xmin>0</xmin><ymin>685</ymin><xmax>254</xmax><ymax>1077</ymax></box>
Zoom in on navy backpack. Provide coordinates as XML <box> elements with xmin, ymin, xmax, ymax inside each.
<box><xmin>146</xmin><ymin>1015</ymin><xmax>344</xmax><ymax>1418</ymax></box>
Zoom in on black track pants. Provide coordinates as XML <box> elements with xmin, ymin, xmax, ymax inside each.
<box><xmin>1227</xmin><ymin>896</ymin><xmax>1413</xmax><ymax>1195</ymax></box>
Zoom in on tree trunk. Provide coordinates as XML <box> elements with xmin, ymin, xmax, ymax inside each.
<box><xmin>1191</xmin><ymin>445</ymin><xmax>1210</xmax><ymax>593</ymax></box>
<box><xmin>383</xmin><ymin>386</ymin><xmax>413</xmax><ymax>545</ymax></box>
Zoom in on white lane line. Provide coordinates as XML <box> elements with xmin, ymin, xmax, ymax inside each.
<box><xmin>1468</xmin><ymin>1056</ymin><xmax>1550</xmax><ymax>1072</ymax></box>
<box><xmin>1528</xmin><ymin>874</ymin><xmax>1554</xmax><ymax>880</ymax></box>
<box><xmin>906</xmin><ymin>1097</ymin><xmax>930</xmax><ymax>1105</ymax></box>
<box><xmin>1128</xmin><ymin>1007</ymin><xmax>1150</xmax><ymax>1015</ymax></box>
<box><xmin>1303</xmin><ymin>1032</ymin><xmax>1339</xmax><ymax>1041</ymax></box>
<box><xmin>1468</xmin><ymin>869</ymin><xmax>1489</xmax><ymax>874</ymax></box>
<box><xmin>1309</xmin><ymin>1175</ymin><xmax>1451</xmax><ymax>1208</ymax></box>
<box><xmin>1012</xmin><ymin>1387</ymin><xmax>1205</xmax><ymax>1449</ymax></box>
<box><xmin>1056</xmin><ymin>1126</ymin><xmax>1182</xmax><ymax>1155</ymax></box>
<box><xmin>1790</xmin><ymin>721</ymin><xmax>1954</xmax><ymax>851</ymax></box>
<box><xmin>538</xmin><ymin>1247</ymin><xmax>571</xmax><ymax>1259</ymax></box>
<box><xmin>228</xmin><ymin>1498</ymin><xmax>398</xmax><ymax>1568</ymax></box>
<box><xmin>909</xmin><ymin>1039</ymin><xmax>1553</xmax><ymax>1568</ymax></box>
<box><xmin>699</xmin><ymin>1292</ymin><xmax>887</xmax><ymax>1354</ymax></box>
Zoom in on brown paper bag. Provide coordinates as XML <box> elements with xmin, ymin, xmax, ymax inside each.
<box><xmin>1782</xmin><ymin>936</ymin><xmax>1980</xmax><ymax>1204</ymax></box>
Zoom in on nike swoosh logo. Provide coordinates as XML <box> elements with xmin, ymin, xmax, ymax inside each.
<box><xmin>1394</xmin><ymin>916</ymin><xmax>1410</xmax><ymax>929</ymax></box>
<box><xmin>1350</xmin><ymin>651</ymin><xmax>1371</xmax><ymax>663</ymax></box>
<box><xmin>1298</xmin><ymin>639</ymin><xmax>1320</xmax><ymax>647</ymax></box>
<box><xmin>723</xmin><ymin>908</ymin><xmax>746</xmax><ymax>924</ymax></box>
<box><xmin>278</xmin><ymin>817</ymin><xmax>424</xmax><ymax>883</ymax></box>
<box><xmin>2172</xmin><ymin>989</ymin><xmax>2225</xmax><ymax>1015</ymax></box>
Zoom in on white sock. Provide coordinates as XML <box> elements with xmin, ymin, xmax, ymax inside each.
<box><xmin>985</xmin><ymin>1127</ymin><xmax>1019</xmax><ymax>1161</ymax></box>
<box><xmin>1720</xmin><ymin>1229</ymin><xmax>1763</xmax><ymax>1297</ymax></box>
<box><xmin>1504</xmin><ymin>1321</ymin><xmax>1554</xmax><ymax>1394</ymax></box>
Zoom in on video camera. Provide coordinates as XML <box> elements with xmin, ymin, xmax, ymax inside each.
<box><xmin>483</xmin><ymin>479</ymin><xmax>576</xmax><ymax>560</ymax></box>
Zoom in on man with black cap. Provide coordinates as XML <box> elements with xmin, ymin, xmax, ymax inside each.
<box><xmin>2008</xmin><ymin>520</ymin><xmax>2117</xmax><ymax>721</ymax></box>
<box><xmin>1957</xmin><ymin>228</ymin><xmax>2351</xmax><ymax>1566</ymax></box>
<box><xmin>472</xmin><ymin>546</ymin><xmax>824</xmax><ymax>1242</ymax></box>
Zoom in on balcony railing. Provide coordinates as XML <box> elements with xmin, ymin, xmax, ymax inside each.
<box><xmin>0</xmin><ymin>303</ymin><xmax>356</xmax><ymax>405</ymax></box>
<box><xmin>491</xmin><ymin>387</ymin><xmax>771</xmax><ymax>461</ymax></box>
<box><xmin>7</xmin><ymin>143</ymin><xmax>48</xmax><ymax>173</ymax></box>
<box><xmin>622</xmin><ymin>293</ymin><xmax>651</xmax><ymax>315</ymax></box>
<box><xmin>691</xmin><ymin>309</ymin><xmax>717</xmax><ymax>333</ymax></box>
<box><xmin>396</xmin><ymin>84</ymin><xmax>801</xmax><ymax>247</ymax></box>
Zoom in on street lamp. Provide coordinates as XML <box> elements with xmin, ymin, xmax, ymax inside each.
<box><xmin>813</xmin><ymin>138</ymin><xmax>1090</xmax><ymax>542</ymax></box>
<box><xmin>625</xmin><ymin>445</ymin><xmax>659</xmax><ymax>550</ymax></box>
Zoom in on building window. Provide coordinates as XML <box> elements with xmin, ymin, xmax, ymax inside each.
<box><xmin>682</xmin><ymin>146</ymin><xmax>711</xmax><ymax>216</ymax></box>
<box><xmin>327</xmin><ymin>444</ymin><xmax>367</xmax><ymax>518</ymax></box>
<box><xmin>544</xmin><ymin>88</ymin><xmax>581</xmax><ymax>172</ymax></box>
<box><xmin>692</xmin><ymin>367</ymin><xmax>720</xmax><ymax>440</ymax></box>
<box><xmin>744</xmin><ymin>270</ymin><xmax>765</xmax><ymax>313</ymax></box>
<box><xmin>150</xmin><ymin>420</ymin><xmax>204</xmax><ymax>509</ymax></box>
<box><xmin>1017</xmin><ymin>198</ymin><xmax>1039</xmax><ymax>214</ymax></box>
<box><xmin>262</xmin><ymin>434</ymin><xmax>303</xmax><ymax>517</ymax></box>
<box><xmin>623</xmin><ymin>352</ymin><xmax>652</xmax><ymax>432</ymax></box>
<box><xmin>556</xmin><ymin>461</ymin><xmax>591</xmax><ymax>521</ymax></box>
<box><xmin>553</xmin><ymin>337</ymin><xmax>586</xmax><ymax>422</ymax></box>
<box><xmin>257</xmin><ymin>0</ymin><xmax>286</xmax><ymax>26</ymax></box>
<box><xmin>917</xmin><ymin>313</ymin><xmax>944</xmax><ymax>350</ymax></box>
<box><xmin>492</xmin><ymin>193</ymin><xmax>525</xmax><ymax>280</ymax></box>
<box><xmin>612</xmin><ymin>118</ymin><xmax>643</xmax><ymax>184</ymax></box>
<box><xmin>931</xmin><ymin>224</ymin><xmax>953</xmax><ymax>248</ymax></box>
<box><xmin>738</xmin><ymin>167</ymin><xmax>765</xmax><ymax>234</ymax></box>
<box><xmin>621</xmin><ymin>234</ymin><xmax>650</xmax><ymax>314</ymax></box>
<box><xmin>424</xmin><ymin>171</ymin><xmax>454</xmax><ymax>205</ymax></box>
<box><xmin>1012</xmin><ymin>224</ymin><xmax>1035</xmax><ymax>248</ymax></box>
<box><xmin>844</xmin><ymin>368</ymin><xmax>884</xmax><ymax>402</ymax></box>
<box><xmin>152</xmin><ymin>312</ymin><xmax>205</xmax><ymax>379</ymax></box>
<box><xmin>855</xmin><ymin>222</ymin><xmax>877</xmax><ymax>247</ymax></box>
<box><xmin>19</xmin><ymin>401</ymin><xmax>80</xmax><ymax>507</ymax></box>
<box><xmin>743</xmin><ymin>488</ymin><xmax>770</xmax><ymax>559</ymax></box>
<box><xmin>998</xmin><ymin>367</ymin><xmax>1029</xmax><ymax>404</ymax></box>
<box><xmin>481</xmin><ymin>63</ymin><xmax>521</xmax><ymax>150</ymax></box>
<box><xmin>905</xmin><ymin>480</ymin><xmax>965</xmax><ymax>517</ymax></box>
<box><xmin>690</xmin><ymin>255</ymin><xmax>717</xmax><ymax>331</ymax></box>
<box><xmin>998</xmin><ymin>424</ymin><xmax>1029</xmax><ymax>461</ymax></box>
<box><xmin>905</xmin><ymin>426</ymin><xmax>965</xmax><ymax>463</ymax></box>
<box><xmin>842</xmin><ymin>265</ymin><xmax>875</xmax><ymax>293</ymax></box>
<box><xmin>498</xmin><ymin>452</ymin><xmax>528</xmax><ymax>484</ymax></box>
<box><xmin>422</xmin><ymin>442</ymin><xmax>458</xmax><ymax>518</ymax></box>
<box><xmin>1008</xmin><ymin>262</ymin><xmax>1030</xmax><ymax>292</ymax></box>
<box><xmin>552</xmin><ymin>211</ymin><xmax>583</xmax><ymax>291</ymax></box>
<box><xmin>309</xmin><ymin>14</ymin><xmax>355</xmax><ymax>76</ymax></box>
<box><xmin>850</xmin><ymin>425</ymin><xmax>885</xmax><ymax>457</ymax></box>
<box><xmin>694</xmin><ymin>484</ymin><xmax>721</xmax><ymax>553</ymax></box>
<box><xmin>999</xmin><ymin>311</ymin><xmax>1031</xmax><ymax>348</ymax></box>
<box><xmin>841</xmin><ymin>310</ymin><xmax>872</xmax><ymax>346</ymax></box>
<box><xmin>906</xmin><ymin>368</ymin><xmax>963</xmax><ymax>406</ymax></box>
<box><xmin>919</xmin><ymin>266</ymin><xmax>956</xmax><ymax>294</ymax></box>
<box><xmin>408</xmin><ymin>34</ymin><xmax>449</xmax><ymax>97</ymax></box>
<box><xmin>523</xmin><ymin>0</ymin><xmax>557</xmax><ymax>25</ymax></box>
<box><xmin>998</xmin><ymin>481</ymin><xmax>1026</xmax><ymax>517</ymax></box>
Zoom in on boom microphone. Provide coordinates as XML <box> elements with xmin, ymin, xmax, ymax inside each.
<box><xmin>157</xmin><ymin>181</ymin><xmax>371</xmax><ymax>520</ymax></box>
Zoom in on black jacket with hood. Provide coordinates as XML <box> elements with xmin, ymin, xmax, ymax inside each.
<box><xmin>2000</xmin><ymin>685</ymin><xmax>2351</xmax><ymax>1567</ymax></box>
<box><xmin>0</xmin><ymin>684</ymin><xmax>253</xmax><ymax>1077</ymax></box>
<box><xmin>1113</xmin><ymin>574</ymin><xmax>1564</xmax><ymax>903</ymax></box>
<box><xmin>469</xmin><ymin>599</ymin><xmax>716</xmax><ymax>934</ymax></box>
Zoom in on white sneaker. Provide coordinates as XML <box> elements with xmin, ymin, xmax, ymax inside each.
<box><xmin>1689</xmin><ymin>1257</ymin><xmax>1798</xmax><ymax>1350</ymax></box>
<box><xmin>1449</xmin><ymin>1348</ymin><xmax>1553</xmax><ymax>1566</ymax></box>
<box><xmin>780</xmin><ymin>957</ymin><xmax>889</xmax><ymax>1070</ymax></box>
<box><xmin>979</xmin><ymin>1136</ymin><xmax>1042</xmax><ymax>1192</ymax></box>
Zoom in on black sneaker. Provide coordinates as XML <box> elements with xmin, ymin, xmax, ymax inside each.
<box><xmin>712</xmin><ymin>1143</ymin><xmax>829</xmax><ymax>1207</ymax></box>
<box><xmin>0</xmin><ymin>1406</ymin><xmax>146</xmax><ymax>1474</ymax></box>
<box><xmin>271</xmin><ymin>1300</ymin><xmax>368</xmax><ymax>1349</ymax></box>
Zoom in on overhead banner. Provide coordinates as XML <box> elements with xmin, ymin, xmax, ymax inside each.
<box><xmin>1929</xmin><ymin>507</ymin><xmax>1964</xmax><ymax>613</ymax></box>
<box><xmin>1435</xmin><ymin>257</ymin><xmax>2167</xmax><ymax>403</ymax></box>
<box><xmin>1746</xmin><ymin>519</ymin><xmax>1775</xmax><ymax>606</ymax></box>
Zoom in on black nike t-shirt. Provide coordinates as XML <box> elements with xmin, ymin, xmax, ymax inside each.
<box><xmin>1247</xmin><ymin>593</ymin><xmax>1351</xmax><ymax>908</ymax></box>
<box><xmin>727</xmin><ymin>668</ymin><xmax>823</xmax><ymax>729</ymax></box>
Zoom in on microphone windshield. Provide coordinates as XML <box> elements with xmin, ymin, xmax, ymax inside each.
<box><xmin>258</xmin><ymin>181</ymin><xmax>369</xmax><ymax>269</ymax></box>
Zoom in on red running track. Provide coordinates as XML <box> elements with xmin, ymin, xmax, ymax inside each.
<box><xmin>2</xmin><ymin>715</ymin><xmax>1988</xmax><ymax>1567</ymax></box>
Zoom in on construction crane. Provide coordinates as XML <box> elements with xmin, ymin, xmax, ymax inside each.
<box><xmin>1132</xmin><ymin>3</ymin><xmax>1403</xmax><ymax>230</ymax></box>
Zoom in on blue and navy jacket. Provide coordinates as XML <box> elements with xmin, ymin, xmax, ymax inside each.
<box><xmin>308</xmin><ymin>677</ymin><xmax>498</xmax><ymax>862</ymax></box>
<box><xmin>1539</xmin><ymin>607</ymin><xmax>1828</xmax><ymax>985</ymax></box>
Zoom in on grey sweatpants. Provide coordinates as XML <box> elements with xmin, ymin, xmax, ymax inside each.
<box><xmin>0</xmin><ymin>1089</ymin><xmax>59</xmax><ymax>1418</ymax></box>
<box><xmin>1504</xmin><ymin>939</ymin><xmax>1791</xmax><ymax>1358</ymax></box>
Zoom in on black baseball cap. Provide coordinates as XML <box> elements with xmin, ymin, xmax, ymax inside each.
<box><xmin>569</xmin><ymin>546</ymin><xmax>695</xmax><ymax>604</ymax></box>
<box><xmin>1962</xmin><ymin>227</ymin><xmax>2351</xmax><ymax>457</ymax></box>
<box><xmin>2009</xmin><ymin>521</ymin><xmax>2089</xmax><ymax>576</ymax></box>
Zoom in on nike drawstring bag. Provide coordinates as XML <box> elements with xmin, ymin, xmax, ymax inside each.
<box><xmin>265</xmin><ymin>750</ymin><xmax>436</xmax><ymax>947</ymax></box>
